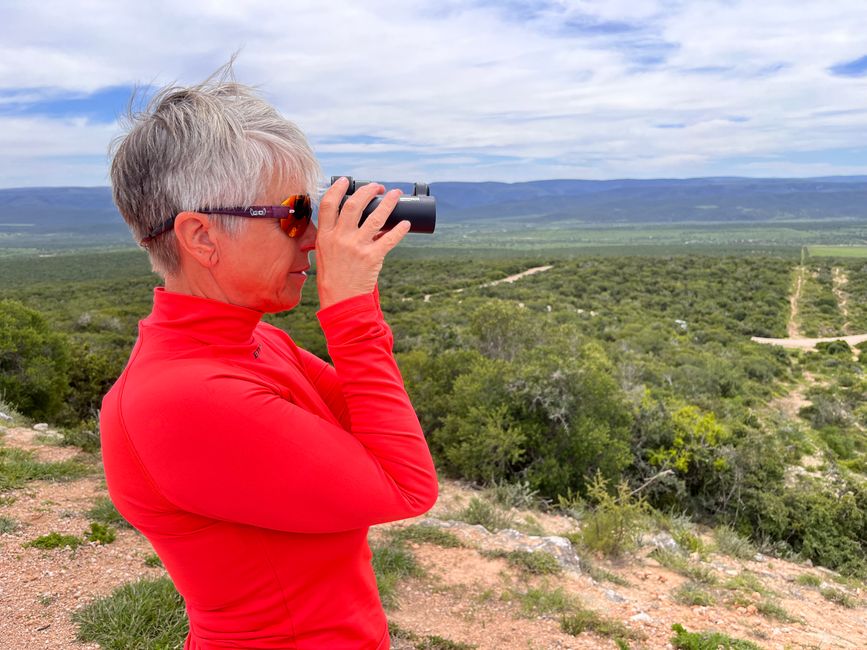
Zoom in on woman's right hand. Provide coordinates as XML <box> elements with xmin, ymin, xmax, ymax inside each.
<box><xmin>314</xmin><ymin>177</ymin><xmax>411</xmax><ymax>310</ymax></box>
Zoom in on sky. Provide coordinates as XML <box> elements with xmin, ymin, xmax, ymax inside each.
<box><xmin>1</xmin><ymin>0</ymin><xmax>867</xmax><ymax>187</ymax></box>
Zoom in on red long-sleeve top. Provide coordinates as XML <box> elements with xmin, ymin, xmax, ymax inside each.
<box><xmin>100</xmin><ymin>287</ymin><xmax>438</xmax><ymax>649</ymax></box>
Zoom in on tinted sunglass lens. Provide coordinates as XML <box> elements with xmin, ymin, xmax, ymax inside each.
<box><xmin>280</xmin><ymin>195</ymin><xmax>312</xmax><ymax>238</ymax></box>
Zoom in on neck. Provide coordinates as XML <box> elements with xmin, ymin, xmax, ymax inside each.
<box><xmin>164</xmin><ymin>265</ymin><xmax>230</xmax><ymax>304</ymax></box>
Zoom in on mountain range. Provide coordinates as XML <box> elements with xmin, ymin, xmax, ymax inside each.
<box><xmin>3</xmin><ymin>177</ymin><xmax>867</xmax><ymax>241</ymax></box>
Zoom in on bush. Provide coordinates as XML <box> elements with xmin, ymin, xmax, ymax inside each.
<box><xmin>816</xmin><ymin>340</ymin><xmax>852</xmax><ymax>355</ymax></box>
<box><xmin>505</xmin><ymin>585</ymin><xmax>576</xmax><ymax>617</ymax></box>
<box><xmin>85</xmin><ymin>522</ymin><xmax>116</xmax><ymax>545</ymax></box>
<box><xmin>820</xmin><ymin>587</ymin><xmax>858</xmax><ymax>608</ymax></box>
<box><xmin>0</xmin><ymin>299</ymin><xmax>73</xmax><ymax>422</ymax></box>
<box><xmin>453</xmin><ymin>497</ymin><xmax>513</xmax><ymax>532</ymax></box>
<box><xmin>560</xmin><ymin>609</ymin><xmax>637</xmax><ymax>643</ymax></box>
<box><xmin>25</xmin><ymin>532</ymin><xmax>83</xmax><ymax>550</ymax></box>
<box><xmin>482</xmin><ymin>550</ymin><xmax>561</xmax><ymax>575</ymax></box>
<box><xmin>713</xmin><ymin>525</ymin><xmax>756</xmax><ymax>560</ymax></box>
<box><xmin>61</xmin><ymin>418</ymin><xmax>101</xmax><ymax>453</ymax></box>
<box><xmin>673</xmin><ymin>582</ymin><xmax>716</xmax><ymax>606</ymax></box>
<box><xmin>577</xmin><ymin>473</ymin><xmax>649</xmax><ymax>558</ymax></box>
<box><xmin>670</xmin><ymin>623</ymin><xmax>761</xmax><ymax>649</ymax></box>
<box><xmin>431</xmin><ymin>342</ymin><xmax>633</xmax><ymax>499</ymax></box>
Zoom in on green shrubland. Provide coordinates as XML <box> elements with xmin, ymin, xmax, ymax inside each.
<box><xmin>3</xmin><ymin>252</ymin><xmax>867</xmax><ymax>577</ymax></box>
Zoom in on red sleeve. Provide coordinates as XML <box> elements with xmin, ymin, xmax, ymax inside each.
<box><xmin>295</xmin><ymin>285</ymin><xmax>387</xmax><ymax>430</ymax></box>
<box><xmin>296</xmin><ymin>350</ymin><xmax>351</xmax><ymax>430</ymax></box>
<box><xmin>129</xmin><ymin>292</ymin><xmax>438</xmax><ymax>534</ymax></box>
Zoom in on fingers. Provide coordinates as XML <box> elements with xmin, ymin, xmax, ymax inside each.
<box><xmin>336</xmin><ymin>182</ymin><xmax>386</xmax><ymax>232</ymax></box>
<box><xmin>359</xmin><ymin>189</ymin><xmax>402</xmax><ymax>236</ymax></box>
<box><xmin>317</xmin><ymin>177</ymin><xmax>350</xmax><ymax>232</ymax></box>
<box><xmin>374</xmin><ymin>219</ymin><xmax>411</xmax><ymax>253</ymax></box>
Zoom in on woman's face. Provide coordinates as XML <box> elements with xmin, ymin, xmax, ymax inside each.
<box><xmin>212</xmin><ymin>183</ymin><xmax>317</xmax><ymax>313</ymax></box>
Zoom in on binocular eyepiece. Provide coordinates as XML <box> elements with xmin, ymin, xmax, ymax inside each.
<box><xmin>331</xmin><ymin>176</ymin><xmax>436</xmax><ymax>234</ymax></box>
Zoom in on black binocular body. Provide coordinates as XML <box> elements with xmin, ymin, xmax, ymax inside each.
<box><xmin>331</xmin><ymin>176</ymin><xmax>436</xmax><ymax>234</ymax></box>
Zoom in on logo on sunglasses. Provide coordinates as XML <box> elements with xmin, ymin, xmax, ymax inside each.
<box><xmin>249</xmin><ymin>208</ymin><xmax>267</xmax><ymax>216</ymax></box>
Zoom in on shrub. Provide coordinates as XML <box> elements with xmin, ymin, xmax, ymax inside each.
<box><xmin>650</xmin><ymin>548</ymin><xmax>718</xmax><ymax>585</ymax></box>
<box><xmin>713</xmin><ymin>525</ymin><xmax>756</xmax><ymax>560</ymax></box>
<box><xmin>673</xmin><ymin>582</ymin><xmax>716</xmax><ymax>606</ymax></box>
<box><xmin>486</xmin><ymin>479</ymin><xmax>542</xmax><ymax>510</ymax></box>
<box><xmin>505</xmin><ymin>585</ymin><xmax>576</xmax><ymax>617</ymax></box>
<box><xmin>816</xmin><ymin>340</ymin><xmax>851</xmax><ymax>355</ymax></box>
<box><xmin>560</xmin><ymin>608</ymin><xmax>637</xmax><ymax>643</ymax></box>
<box><xmin>820</xmin><ymin>587</ymin><xmax>858</xmax><ymax>608</ymax></box>
<box><xmin>755</xmin><ymin>599</ymin><xmax>797</xmax><ymax>623</ymax></box>
<box><xmin>454</xmin><ymin>497</ymin><xmax>513</xmax><ymax>532</ymax></box>
<box><xmin>577</xmin><ymin>473</ymin><xmax>649</xmax><ymax>558</ymax></box>
<box><xmin>0</xmin><ymin>299</ymin><xmax>73</xmax><ymax>422</ymax></box>
<box><xmin>422</xmin><ymin>323</ymin><xmax>633</xmax><ymax>501</ymax></box>
<box><xmin>794</xmin><ymin>573</ymin><xmax>821</xmax><ymax>587</ymax></box>
<box><xmin>482</xmin><ymin>549</ymin><xmax>561</xmax><ymax>575</ymax></box>
<box><xmin>25</xmin><ymin>532</ymin><xmax>83</xmax><ymax>550</ymax></box>
<box><xmin>724</xmin><ymin>572</ymin><xmax>771</xmax><ymax>596</ymax></box>
<box><xmin>85</xmin><ymin>522</ymin><xmax>116</xmax><ymax>545</ymax></box>
<box><xmin>0</xmin><ymin>515</ymin><xmax>20</xmax><ymax>533</ymax></box>
<box><xmin>670</xmin><ymin>623</ymin><xmax>761</xmax><ymax>649</ymax></box>
<box><xmin>61</xmin><ymin>418</ymin><xmax>101</xmax><ymax>453</ymax></box>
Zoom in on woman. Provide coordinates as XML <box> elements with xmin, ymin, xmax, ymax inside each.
<box><xmin>100</xmin><ymin>72</ymin><xmax>438</xmax><ymax>649</ymax></box>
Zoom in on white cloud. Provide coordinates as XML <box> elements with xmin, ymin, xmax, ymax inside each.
<box><xmin>1</xmin><ymin>0</ymin><xmax>867</xmax><ymax>186</ymax></box>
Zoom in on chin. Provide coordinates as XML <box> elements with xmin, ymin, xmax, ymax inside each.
<box><xmin>263</xmin><ymin>292</ymin><xmax>302</xmax><ymax>314</ymax></box>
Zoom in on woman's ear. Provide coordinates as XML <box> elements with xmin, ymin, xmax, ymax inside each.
<box><xmin>174</xmin><ymin>212</ymin><xmax>218</xmax><ymax>267</ymax></box>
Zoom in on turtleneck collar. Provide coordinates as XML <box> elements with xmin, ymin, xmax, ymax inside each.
<box><xmin>143</xmin><ymin>287</ymin><xmax>264</xmax><ymax>346</ymax></box>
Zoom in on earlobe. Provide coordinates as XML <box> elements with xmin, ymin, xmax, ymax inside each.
<box><xmin>174</xmin><ymin>212</ymin><xmax>219</xmax><ymax>267</ymax></box>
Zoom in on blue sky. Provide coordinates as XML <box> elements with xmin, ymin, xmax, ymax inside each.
<box><xmin>1</xmin><ymin>0</ymin><xmax>867</xmax><ymax>187</ymax></box>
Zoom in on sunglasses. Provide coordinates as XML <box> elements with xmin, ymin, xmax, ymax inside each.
<box><xmin>140</xmin><ymin>194</ymin><xmax>313</xmax><ymax>245</ymax></box>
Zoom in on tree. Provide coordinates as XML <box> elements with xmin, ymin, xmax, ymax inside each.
<box><xmin>0</xmin><ymin>299</ymin><xmax>72</xmax><ymax>421</ymax></box>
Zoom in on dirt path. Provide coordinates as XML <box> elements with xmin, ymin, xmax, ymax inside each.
<box><xmin>751</xmin><ymin>332</ymin><xmax>867</xmax><ymax>349</ymax></box>
<box><xmin>753</xmin><ymin>264</ymin><xmax>865</xmax><ymax>351</ymax></box>
<box><xmin>422</xmin><ymin>265</ymin><xmax>554</xmax><ymax>302</ymax></box>
<box><xmin>788</xmin><ymin>266</ymin><xmax>805</xmax><ymax>338</ymax></box>
<box><xmin>832</xmin><ymin>267</ymin><xmax>851</xmax><ymax>334</ymax></box>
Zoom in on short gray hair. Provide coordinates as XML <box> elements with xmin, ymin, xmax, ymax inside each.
<box><xmin>110</xmin><ymin>64</ymin><xmax>321</xmax><ymax>278</ymax></box>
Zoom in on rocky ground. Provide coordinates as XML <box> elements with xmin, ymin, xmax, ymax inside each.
<box><xmin>0</xmin><ymin>422</ymin><xmax>865</xmax><ymax>650</ymax></box>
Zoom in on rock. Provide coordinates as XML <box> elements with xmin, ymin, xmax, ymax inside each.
<box><xmin>642</xmin><ymin>532</ymin><xmax>680</xmax><ymax>553</ymax></box>
<box><xmin>605</xmin><ymin>589</ymin><xmax>627</xmax><ymax>603</ymax></box>
<box><xmin>33</xmin><ymin>423</ymin><xmax>49</xmax><ymax>431</ymax></box>
<box><xmin>418</xmin><ymin>517</ymin><xmax>582</xmax><ymax>574</ymax></box>
<box><xmin>0</xmin><ymin>411</ymin><xmax>12</xmax><ymax>421</ymax></box>
<box><xmin>630</xmin><ymin>612</ymin><xmax>652</xmax><ymax>623</ymax></box>
<box><xmin>753</xmin><ymin>553</ymin><xmax>766</xmax><ymax>562</ymax></box>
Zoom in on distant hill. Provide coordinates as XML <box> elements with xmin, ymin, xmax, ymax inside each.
<box><xmin>4</xmin><ymin>177</ymin><xmax>867</xmax><ymax>246</ymax></box>
<box><xmin>426</xmin><ymin>177</ymin><xmax>867</xmax><ymax>224</ymax></box>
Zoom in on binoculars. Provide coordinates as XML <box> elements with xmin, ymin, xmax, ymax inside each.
<box><xmin>331</xmin><ymin>176</ymin><xmax>436</xmax><ymax>234</ymax></box>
